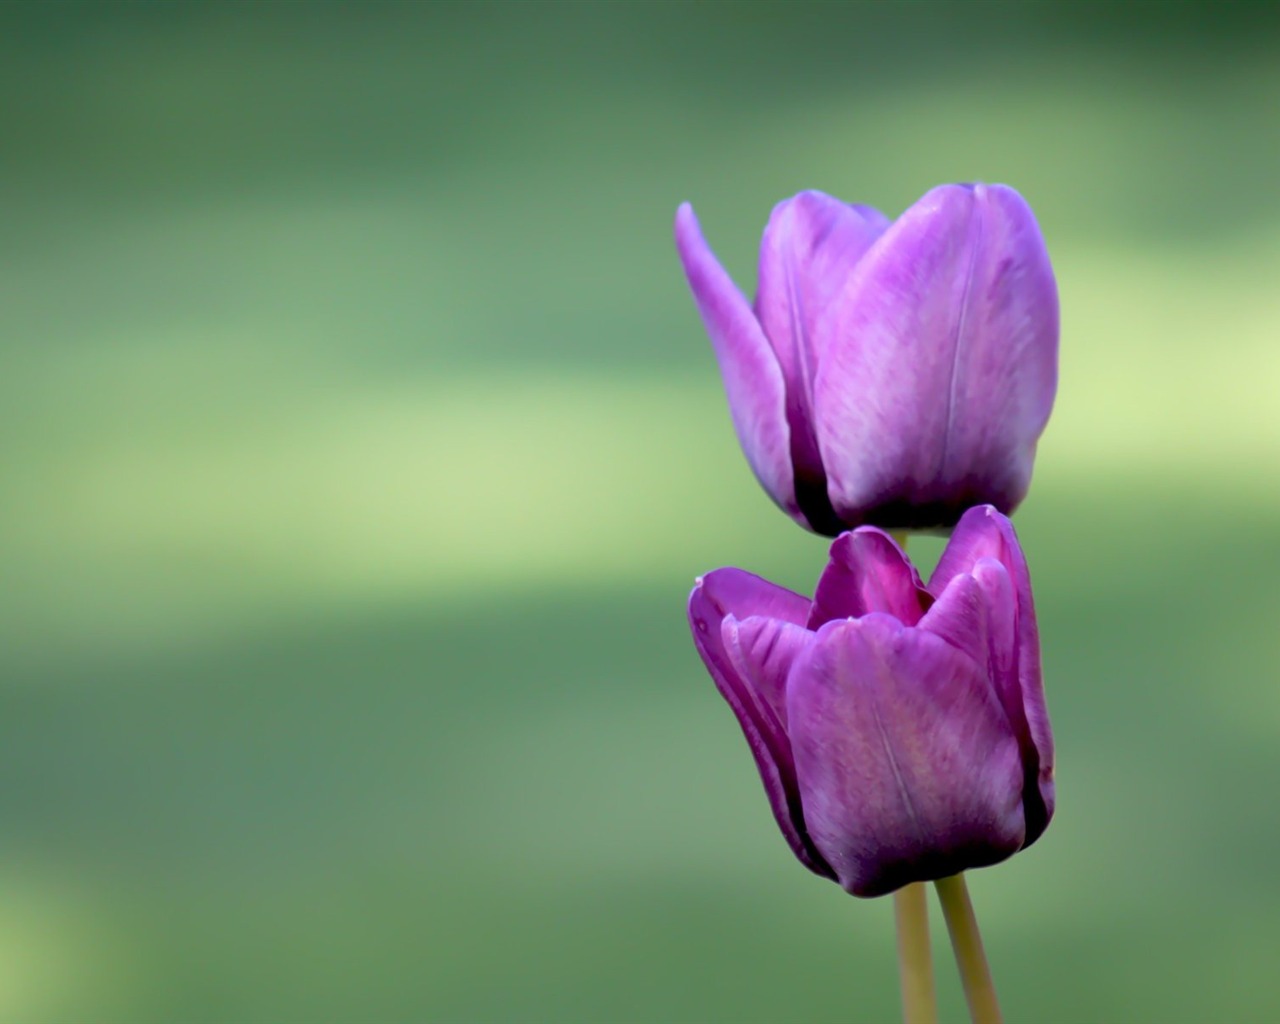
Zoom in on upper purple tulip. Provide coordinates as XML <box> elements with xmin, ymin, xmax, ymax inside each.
<box><xmin>675</xmin><ymin>185</ymin><xmax>1058</xmax><ymax>534</ymax></box>
<box><xmin>688</xmin><ymin>505</ymin><xmax>1054</xmax><ymax>897</ymax></box>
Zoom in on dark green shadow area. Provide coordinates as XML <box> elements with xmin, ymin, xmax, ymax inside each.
<box><xmin>2</xmin><ymin>1</ymin><xmax>1278</xmax><ymax>378</ymax></box>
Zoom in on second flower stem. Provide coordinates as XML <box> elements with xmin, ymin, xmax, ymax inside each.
<box><xmin>887</xmin><ymin>531</ymin><xmax>937</xmax><ymax>1024</ymax></box>
<box><xmin>935</xmin><ymin>873</ymin><xmax>1003</xmax><ymax>1024</ymax></box>
<box><xmin>894</xmin><ymin>883</ymin><xmax>938</xmax><ymax>1024</ymax></box>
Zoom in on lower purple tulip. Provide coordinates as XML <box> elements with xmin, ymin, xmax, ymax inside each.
<box><xmin>688</xmin><ymin>505</ymin><xmax>1054</xmax><ymax>897</ymax></box>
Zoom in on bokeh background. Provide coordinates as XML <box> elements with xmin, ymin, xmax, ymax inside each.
<box><xmin>2</xmin><ymin>2</ymin><xmax>1279</xmax><ymax>1021</ymax></box>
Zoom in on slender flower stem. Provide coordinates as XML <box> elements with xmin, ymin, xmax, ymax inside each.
<box><xmin>935</xmin><ymin>873</ymin><xmax>1003</xmax><ymax>1024</ymax></box>
<box><xmin>886</xmin><ymin>531</ymin><xmax>937</xmax><ymax>1024</ymax></box>
<box><xmin>893</xmin><ymin>883</ymin><xmax>938</xmax><ymax>1024</ymax></box>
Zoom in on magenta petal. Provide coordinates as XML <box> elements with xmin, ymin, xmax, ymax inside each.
<box><xmin>689</xmin><ymin>565</ymin><xmax>811</xmax><ymax>632</ymax></box>
<box><xmin>812</xmin><ymin>184</ymin><xmax>1059</xmax><ymax>529</ymax></box>
<box><xmin>930</xmin><ymin>505</ymin><xmax>1024</xmax><ymax>588</ymax></box>
<box><xmin>931</xmin><ymin>506</ymin><xmax>1054</xmax><ymax>839</ymax></box>
<box><xmin>787</xmin><ymin>616</ymin><xmax>1026</xmax><ymax>897</ymax></box>
<box><xmin>970</xmin><ymin>558</ymin><xmax>1052</xmax><ymax>842</ymax></box>
<box><xmin>920</xmin><ymin>559</ymin><xmax>1049</xmax><ymax>837</ymax></box>
<box><xmin>755</xmin><ymin>192</ymin><xmax>889</xmax><ymax>490</ymax></box>
<box><xmin>917</xmin><ymin>568</ymin><xmax>994</xmax><ymax>669</ymax></box>
<box><xmin>688</xmin><ymin>570</ymin><xmax>834</xmax><ymax>879</ymax></box>
<box><xmin>723</xmin><ymin>614</ymin><xmax>812</xmax><ymax>729</ymax></box>
<box><xmin>808</xmin><ymin>527</ymin><xmax>930</xmax><ymax>630</ymax></box>
<box><xmin>675</xmin><ymin>203</ymin><xmax>799</xmax><ymax>522</ymax></box>
<box><xmin>921</xmin><ymin>558</ymin><xmax>1022</xmax><ymax>728</ymax></box>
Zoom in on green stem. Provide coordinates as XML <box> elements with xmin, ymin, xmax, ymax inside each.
<box><xmin>893</xmin><ymin>883</ymin><xmax>938</xmax><ymax>1024</ymax></box>
<box><xmin>935</xmin><ymin>873</ymin><xmax>1003</xmax><ymax>1024</ymax></box>
<box><xmin>886</xmin><ymin>531</ymin><xmax>937</xmax><ymax>1024</ymax></box>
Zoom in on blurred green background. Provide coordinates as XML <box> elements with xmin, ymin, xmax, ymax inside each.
<box><xmin>2</xmin><ymin>2</ymin><xmax>1279</xmax><ymax>1021</ymax></box>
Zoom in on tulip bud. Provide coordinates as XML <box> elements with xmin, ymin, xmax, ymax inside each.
<box><xmin>676</xmin><ymin>186</ymin><xmax>1058</xmax><ymax>534</ymax></box>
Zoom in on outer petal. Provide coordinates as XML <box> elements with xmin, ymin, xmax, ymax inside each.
<box><xmin>688</xmin><ymin>569</ymin><xmax>835</xmax><ymax>879</ymax></box>
<box><xmin>755</xmin><ymin>192</ymin><xmax>889</xmax><ymax>529</ymax></box>
<box><xmin>812</xmin><ymin>184</ymin><xmax>1059</xmax><ymax>530</ymax></box>
<box><xmin>920</xmin><ymin>559</ymin><xmax>1050</xmax><ymax>843</ymax></box>
<box><xmin>917</xmin><ymin>568</ymin><xmax>994</xmax><ymax>669</ymax></box>
<box><xmin>787</xmin><ymin>616</ymin><xmax>1026</xmax><ymax>897</ymax></box>
<box><xmin>931</xmin><ymin>506</ymin><xmax>1054</xmax><ymax>840</ymax></box>
<box><xmin>807</xmin><ymin>527</ymin><xmax>931</xmax><ymax>630</ymax></box>
<box><xmin>676</xmin><ymin>204</ymin><xmax>800</xmax><ymax>522</ymax></box>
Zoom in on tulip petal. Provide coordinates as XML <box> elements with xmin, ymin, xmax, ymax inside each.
<box><xmin>922</xmin><ymin>559</ymin><xmax>1021</xmax><ymax>720</ymax></box>
<box><xmin>920</xmin><ymin>559</ymin><xmax>1049</xmax><ymax>838</ymax></box>
<box><xmin>931</xmin><ymin>506</ymin><xmax>1054</xmax><ymax>840</ymax></box>
<box><xmin>688</xmin><ymin>569</ymin><xmax>835</xmax><ymax>879</ymax></box>
<box><xmin>808</xmin><ymin>527</ymin><xmax>931</xmax><ymax>630</ymax></box>
<box><xmin>813</xmin><ymin>184</ymin><xmax>1059</xmax><ymax>529</ymax></box>
<box><xmin>723</xmin><ymin>614</ymin><xmax>812</xmax><ymax>729</ymax></box>
<box><xmin>755</xmin><ymin>193</ymin><xmax>889</xmax><ymax>527</ymax></box>
<box><xmin>787</xmin><ymin>615</ymin><xmax>1025</xmax><ymax>897</ymax></box>
<box><xmin>918</xmin><ymin>567</ymin><xmax>995</xmax><ymax>670</ymax></box>
<box><xmin>676</xmin><ymin>203</ymin><xmax>799</xmax><ymax>522</ymax></box>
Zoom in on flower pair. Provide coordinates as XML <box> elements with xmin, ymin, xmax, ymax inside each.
<box><xmin>677</xmin><ymin>184</ymin><xmax>1059</xmax><ymax>895</ymax></box>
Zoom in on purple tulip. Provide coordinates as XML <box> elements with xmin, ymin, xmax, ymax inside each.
<box><xmin>688</xmin><ymin>505</ymin><xmax>1054</xmax><ymax>898</ymax></box>
<box><xmin>675</xmin><ymin>185</ymin><xmax>1058</xmax><ymax>534</ymax></box>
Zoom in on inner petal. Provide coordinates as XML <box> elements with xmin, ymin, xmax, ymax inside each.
<box><xmin>808</xmin><ymin>528</ymin><xmax>932</xmax><ymax>629</ymax></box>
